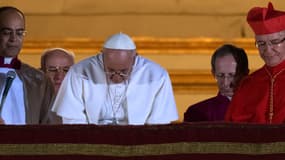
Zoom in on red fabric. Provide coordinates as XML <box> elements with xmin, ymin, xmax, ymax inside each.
<box><xmin>1</xmin><ymin>123</ymin><xmax>285</xmax><ymax>144</ymax></box>
<box><xmin>247</xmin><ymin>2</ymin><xmax>285</xmax><ymax>35</ymax></box>
<box><xmin>226</xmin><ymin>60</ymin><xmax>285</xmax><ymax>123</ymax></box>
<box><xmin>0</xmin><ymin>123</ymin><xmax>285</xmax><ymax>159</ymax></box>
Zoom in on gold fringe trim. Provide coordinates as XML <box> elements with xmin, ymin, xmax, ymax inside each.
<box><xmin>0</xmin><ymin>142</ymin><xmax>284</xmax><ymax>156</ymax></box>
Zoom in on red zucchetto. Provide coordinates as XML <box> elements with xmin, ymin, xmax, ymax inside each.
<box><xmin>247</xmin><ymin>2</ymin><xmax>285</xmax><ymax>35</ymax></box>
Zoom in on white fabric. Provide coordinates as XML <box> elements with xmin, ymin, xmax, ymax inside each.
<box><xmin>103</xmin><ymin>33</ymin><xmax>136</xmax><ymax>50</ymax></box>
<box><xmin>0</xmin><ymin>68</ymin><xmax>25</xmax><ymax>124</ymax></box>
<box><xmin>52</xmin><ymin>53</ymin><xmax>178</xmax><ymax>125</ymax></box>
<box><xmin>99</xmin><ymin>83</ymin><xmax>128</xmax><ymax>125</ymax></box>
<box><xmin>4</xmin><ymin>57</ymin><xmax>12</xmax><ymax>64</ymax></box>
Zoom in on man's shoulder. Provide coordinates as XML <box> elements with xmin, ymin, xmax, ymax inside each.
<box><xmin>184</xmin><ymin>96</ymin><xmax>220</xmax><ymax>122</ymax></box>
<box><xmin>135</xmin><ymin>55</ymin><xmax>168</xmax><ymax>77</ymax></box>
<box><xmin>18</xmin><ymin>63</ymin><xmax>46</xmax><ymax>81</ymax></box>
<box><xmin>249</xmin><ymin>67</ymin><xmax>265</xmax><ymax>77</ymax></box>
<box><xmin>188</xmin><ymin>96</ymin><xmax>220</xmax><ymax>110</ymax></box>
<box><xmin>74</xmin><ymin>55</ymin><xmax>100</xmax><ymax>69</ymax></box>
<box><xmin>240</xmin><ymin>67</ymin><xmax>266</xmax><ymax>84</ymax></box>
<box><xmin>137</xmin><ymin>56</ymin><xmax>165</xmax><ymax>70</ymax></box>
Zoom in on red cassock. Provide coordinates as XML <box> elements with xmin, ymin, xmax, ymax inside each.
<box><xmin>225</xmin><ymin>60</ymin><xmax>285</xmax><ymax>124</ymax></box>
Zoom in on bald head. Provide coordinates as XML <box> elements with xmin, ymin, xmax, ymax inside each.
<box><xmin>41</xmin><ymin>48</ymin><xmax>74</xmax><ymax>71</ymax></box>
<box><xmin>0</xmin><ymin>7</ymin><xmax>25</xmax><ymax>57</ymax></box>
<box><xmin>41</xmin><ymin>48</ymin><xmax>75</xmax><ymax>93</ymax></box>
<box><xmin>0</xmin><ymin>7</ymin><xmax>25</xmax><ymax>22</ymax></box>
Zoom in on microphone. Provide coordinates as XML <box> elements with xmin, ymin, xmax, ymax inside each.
<box><xmin>0</xmin><ymin>71</ymin><xmax>16</xmax><ymax>115</ymax></box>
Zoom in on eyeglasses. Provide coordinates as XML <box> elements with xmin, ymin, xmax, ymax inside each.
<box><xmin>0</xmin><ymin>28</ymin><xmax>27</xmax><ymax>38</ymax></box>
<box><xmin>46</xmin><ymin>66</ymin><xmax>70</xmax><ymax>74</ymax></box>
<box><xmin>255</xmin><ymin>37</ymin><xmax>285</xmax><ymax>49</ymax></box>
<box><xmin>103</xmin><ymin>54</ymin><xmax>135</xmax><ymax>82</ymax></box>
<box><xmin>105</xmin><ymin>70</ymin><xmax>130</xmax><ymax>79</ymax></box>
<box><xmin>215</xmin><ymin>73</ymin><xmax>235</xmax><ymax>81</ymax></box>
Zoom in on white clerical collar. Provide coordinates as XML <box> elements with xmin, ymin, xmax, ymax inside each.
<box><xmin>4</xmin><ymin>57</ymin><xmax>13</xmax><ymax>64</ymax></box>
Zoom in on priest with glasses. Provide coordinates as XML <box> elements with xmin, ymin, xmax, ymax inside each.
<box><xmin>52</xmin><ymin>32</ymin><xmax>178</xmax><ymax>125</ymax></box>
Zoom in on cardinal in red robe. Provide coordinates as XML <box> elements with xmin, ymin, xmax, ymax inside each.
<box><xmin>226</xmin><ymin>2</ymin><xmax>285</xmax><ymax>124</ymax></box>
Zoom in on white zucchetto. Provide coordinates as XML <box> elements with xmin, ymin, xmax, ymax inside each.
<box><xmin>103</xmin><ymin>32</ymin><xmax>136</xmax><ymax>50</ymax></box>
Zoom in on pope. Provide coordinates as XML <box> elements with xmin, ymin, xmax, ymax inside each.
<box><xmin>52</xmin><ymin>32</ymin><xmax>178</xmax><ymax>125</ymax></box>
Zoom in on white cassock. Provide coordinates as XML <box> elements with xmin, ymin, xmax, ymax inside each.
<box><xmin>52</xmin><ymin>53</ymin><xmax>178</xmax><ymax>125</ymax></box>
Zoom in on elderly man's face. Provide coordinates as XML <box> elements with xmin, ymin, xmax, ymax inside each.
<box><xmin>103</xmin><ymin>48</ymin><xmax>135</xmax><ymax>84</ymax></box>
<box><xmin>44</xmin><ymin>50</ymin><xmax>74</xmax><ymax>93</ymax></box>
<box><xmin>213</xmin><ymin>54</ymin><xmax>237</xmax><ymax>97</ymax></box>
<box><xmin>255</xmin><ymin>31</ymin><xmax>285</xmax><ymax>67</ymax></box>
<box><xmin>0</xmin><ymin>10</ymin><xmax>25</xmax><ymax>57</ymax></box>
